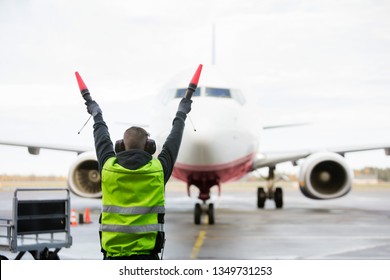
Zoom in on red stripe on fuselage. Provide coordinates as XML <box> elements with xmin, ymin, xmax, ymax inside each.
<box><xmin>172</xmin><ymin>153</ymin><xmax>254</xmax><ymax>184</ymax></box>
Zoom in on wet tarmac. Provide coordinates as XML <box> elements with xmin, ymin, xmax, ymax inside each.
<box><xmin>1</xmin><ymin>182</ymin><xmax>390</xmax><ymax>260</ymax></box>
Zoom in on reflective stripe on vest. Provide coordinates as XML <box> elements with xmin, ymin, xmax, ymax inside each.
<box><xmin>100</xmin><ymin>223</ymin><xmax>164</xmax><ymax>234</ymax></box>
<box><xmin>102</xmin><ymin>205</ymin><xmax>165</xmax><ymax>215</ymax></box>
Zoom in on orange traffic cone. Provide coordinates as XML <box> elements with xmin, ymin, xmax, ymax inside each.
<box><xmin>84</xmin><ymin>208</ymin><xmax>92</xmax><ymax>224</ymax></box>
<box><xmin>70</xmin><ymin>208</ymin><xmax>78</xmax><ymax>226</ymax></box>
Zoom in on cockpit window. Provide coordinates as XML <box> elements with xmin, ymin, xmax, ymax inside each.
<box><xmin>175</xmin><ymin>88</ymin><xmax>201</xmax><ymax>98</ymax></box>
<box><xmin>205</xmin><ymin>87</ymin><xmax>231</xmax><ymax>98</ymax></box>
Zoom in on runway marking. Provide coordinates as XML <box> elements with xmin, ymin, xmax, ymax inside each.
<box><xmin>191</xmin><ymin>229</ymin><xmax>206</xmax><ymax>259</ymax></box>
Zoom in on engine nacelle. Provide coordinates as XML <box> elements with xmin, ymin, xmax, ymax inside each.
<box><xmin>67</xmin><ymin>151</ymin><xmax>102</xmax><ymax>198</ymax></box>
<box><xmin>298</xmin><ymin>152</ymin><xmax>353</xmax><ymax>200</ymax></box>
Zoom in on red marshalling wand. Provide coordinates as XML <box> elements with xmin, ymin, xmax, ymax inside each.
<box><xmin>75</xmin><ymin>71</ymin><xmax>92</xmax><ymax>102</ymax></box>
<box><xmin>75</xmin><ymin>71</ymin><xmax>93</xmax><ymax>134</ymax></box>
<box><xmin>185</xmin><ymin>64</ymin><xmax>203</xmax><ymax>100</ymax></box>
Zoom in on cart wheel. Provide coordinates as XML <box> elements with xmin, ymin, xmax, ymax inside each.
<box><xmin>46</xmin><ymin>251</ymin><xmax>60</xmax><ymax>260</ymax></box>
<box><xmin>0</xmin><ymin>255</ymin><xmax>9</xmax><ymax>260</ymax></box>
<box><xmin>40</xmin><ymin>248</ymin><xmax>60</xmax><ymax>260</ymax></box>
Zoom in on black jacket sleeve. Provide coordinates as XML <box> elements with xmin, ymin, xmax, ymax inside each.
<box><xmin>92</xmin><ymin>113</ymin><xmax>115</xmax><ymax>173</ymax></box>
<box><xmin>158</xmin><ymin>111</ymin><xmax>187</xmax><ymax>184</ymax></box>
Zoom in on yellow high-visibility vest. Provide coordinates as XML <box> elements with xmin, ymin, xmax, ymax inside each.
<box><xmin>101</xmin><ymin>157</ymin><xmax>165</xmax><ymax>257</ymax></box>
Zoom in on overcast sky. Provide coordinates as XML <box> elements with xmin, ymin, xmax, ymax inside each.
<box><xmin>1</xmin><ymin>0</ymin><xmax>390</xmax><ymax>176</ymax></box>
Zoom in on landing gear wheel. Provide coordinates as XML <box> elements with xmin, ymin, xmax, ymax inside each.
<box><xmin>194</xmin><ymin>203</ymin><xmax>201</xmax><ymax>225</ymax></box>
<box><xmin>257</xmin><ymin>187</ymin><xmax>266</xmax><ymax>208</ymax></box>
<box><xmin>208</xmin><ymin>203</ymin><xmax>215</xmax><ymax>225</ymax></box>
<box><xmin>274</xmin><ymin>187</ymin><xmax>283</xmax><ymax>209</ymax></box>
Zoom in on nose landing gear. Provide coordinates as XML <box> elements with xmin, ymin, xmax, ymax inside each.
<box><xmin>194</xmin><ymin>202</ymin><xmax>215</xmax><ymax>225</ymax></box>
<box><xmin>188</xmin><ymin>180</ymin><xmax>219</xmax><ymax>225</ymax></box>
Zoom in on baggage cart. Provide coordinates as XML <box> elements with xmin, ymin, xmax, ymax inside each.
<box><xmin>0</xmin><ymin>188</ymin><xmax>72</xmax><ymax>260</ymax></box>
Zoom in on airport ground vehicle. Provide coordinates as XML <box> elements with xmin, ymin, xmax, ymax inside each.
<box><xmin>0</xmin><ymin>188</ymin><xmax>72</xmax><ymax>260</ymax></box>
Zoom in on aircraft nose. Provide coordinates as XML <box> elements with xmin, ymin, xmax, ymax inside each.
<box><xmin>178</xmin><ymin>99</ymin><xmax>258</xmax><ymax>166</ymax></box>
<box><xmin>181</xmin><ymin>127</ymin><xmax>215</xmax><ymax>165</ymax></box>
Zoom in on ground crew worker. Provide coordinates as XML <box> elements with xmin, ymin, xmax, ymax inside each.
<box><xmin>85</xmin><ymin>97</ymin><xmax>192</xmax><ymax>260</ymax></box>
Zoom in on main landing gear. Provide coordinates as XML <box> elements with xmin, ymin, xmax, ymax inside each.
<box><xmin>257</xmin><ymin>166</ymin><xmax>283</xmax><ymax>209</ymax></box>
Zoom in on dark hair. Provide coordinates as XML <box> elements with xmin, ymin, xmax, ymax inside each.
<box><xmin>123</xmin><ymin>126</ymin><xmax>149</xmax><ymax>150</ymax></box>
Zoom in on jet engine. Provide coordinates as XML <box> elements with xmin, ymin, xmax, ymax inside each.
<box><xmin>67</xmin><ymin>151</ymin><xmax>102</xmax><ymax>198</ymax></box>
<box><xmin>298</xmin><ymin>152</ymin><xmax>353</xmax><ymax>200</ymax></box>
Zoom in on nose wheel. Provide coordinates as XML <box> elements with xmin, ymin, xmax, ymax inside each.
<box><xmin>194</xmin><ymin>203</ymin><xmax>215</xmax><ymax>225</ymax></box>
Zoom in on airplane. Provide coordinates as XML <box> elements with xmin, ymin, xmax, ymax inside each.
<box><xmin>1</xmin><ymin>64</ymin><xmax>390</xmax><ymax>225</ymax></box>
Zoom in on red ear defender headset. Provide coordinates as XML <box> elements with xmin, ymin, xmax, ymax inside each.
<box><xmin>115</xmin><ymin>138</ymin><xmax>156</xmax><ymax>155</ymax></box>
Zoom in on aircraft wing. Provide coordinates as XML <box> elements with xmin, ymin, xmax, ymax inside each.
<box><xmin>263</xmin><ymin>122</ymin><xmax>310</xmax><ymax>130</ymax></box>
<box><xmin>0</xmin><ymin>140</ymin><xmax>91</xmax><ymax>155</ymax></box>
<box><xmin>253</xmin><ymin>143</ymin><xmax>390</xmax><ymax>169</ymax></box>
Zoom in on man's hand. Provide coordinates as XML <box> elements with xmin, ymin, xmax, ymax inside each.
<box><xmin>85</xmin><ymin>100</ymin><xmax>102</xmax><ymax>116</ymax></box>
<box><xmin>177</xmin><ymin>98</ymin><xmax>192</xmax><ymax>114</ymax></box>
